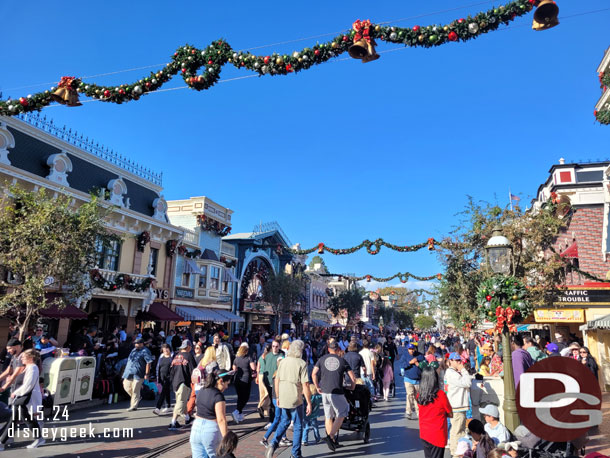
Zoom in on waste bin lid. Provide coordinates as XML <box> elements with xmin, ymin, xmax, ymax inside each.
<box><xmin>51</xmin><ymin>358</ymin><xmax>77</xmax><ymax>371</ymax></box>
<box><xmin>76</xmin><ymin>356</ymin><xmax>96</xmax><ymax>368</ymax></box>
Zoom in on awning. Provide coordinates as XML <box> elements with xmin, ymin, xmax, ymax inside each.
<box><xmin>517</xmin><ymin>324</ymin><xmax>530</xmax><ymax>332</ymax></box>
<box><xmin>213</xmin><ymin>309</ymin><xmax>245</xmax><ymax>323</ymax></box>
<box><xmin>176</xmin><ymin>306</ymin><xmax>224</xmax><ymax>322</ymax></box>
<box><xmin>223</xmin><ymin>269</ymin><xmax>238</xmax><ymax>282</ymax></box>
<box><xmin>561</xmin><ymin>242</ymin><xmax>579</xmax><ymax>258</ymax></box>
<box><xmin>586</xmin><ymin>314</ymin><xmax>610</xmax><ymax>330</ymax></box>
<box><xmin>40</xmin><ymin>303</ymin><xmax>88</xmax><ymax>320</ymax></box>
<box><xmin>363</xmin><ymin>322</ymin><xmax>378</xmax><ymax>330</ymax></box>
<box><xmin>183</xmin><ymin>259</ymin><xmax>201</xmax><ymax>274</ymax></box>
<box><xmin>137</xmin><ymin>302</ymin><xmax>183</xmax><ymax>321</ymax></box>
<box><xmin>310</xmin><ymin>319</ymin><xmax>331</xmax><ymax>327</ymax></box>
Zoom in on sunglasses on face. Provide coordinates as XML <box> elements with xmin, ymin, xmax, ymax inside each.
<box><xmin>580</xmin><ymin>351</ymin><xmax>587</xmax><ymax>354</ymax></box>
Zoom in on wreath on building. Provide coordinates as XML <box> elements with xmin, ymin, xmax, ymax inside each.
<box><xmin>476</xmin><ymin>275</ymin><xmax>531</xmax><ymax>332</ymax></box>
<box><xmin>166</xmin><ymin>239</ymin><xmax>178</xmax><ymax>257</ymax></box>
<box><xmin>136</xmin><ymin>231</ymin><xmax>151</xmax><ymax>252</ymax></box>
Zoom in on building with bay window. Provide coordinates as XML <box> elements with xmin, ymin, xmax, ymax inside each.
<box><xmin>166</xmin><ymin>196</ymin><xmax>242</xmax><ymax>330</ymax></box>
<box><xmin>0</xmin><ymin>113</ymin><xmax>184</xmax><ymax>344</ymax></box>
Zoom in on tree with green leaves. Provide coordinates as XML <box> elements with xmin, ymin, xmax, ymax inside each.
<box><xmin>327</xmin><ymin>287</ymin><xmax>364</xmax><ymax>327</ymax></box>
<box><xmin>414</xmin><ymin>315</ymin><xmax>437</xmax><ymax>331</ymax></box>
<box><xmin>307</xmin><ymin>255</ymin><xmax>329</xmax><ymax>273</ymax></box>
<box><xmin>0</xmin><ymin>185</ymin><xmax>112</xmax><ymax>340</ymax></box>
<box><xmin>437</xmin><ymin>196</ymin><xmax>567</xmax><ymax>329</ymax></box>
<box><xmin>262</xmin><ymin>270</ymin><xmax>306</xmax><ymax>334</ymax></box>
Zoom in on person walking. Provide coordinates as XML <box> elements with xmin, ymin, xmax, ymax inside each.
<box><xmin>522</xmin><ymin>336</ymin><xmax>546</xmax><ymax>362</ymax></box>
<box><xmin>153</xmin><ymin>343</ymin><xmax>173</xmax><ymax>415</ymax></box>
<box><xmin>0</xmin><ymin>349</ymin><xmax>45</xmax><ymax>450</ymax></box>
<box><xmin>579</xmin><ymin>347</ymin><xmax>599</xmax><ymax>380</ymax></box>
<box><xmin>188</xmin><ymin>345</ymin><xmax>217</xmax><ymax>418</ymax></box>
<box><xmin>256</xmin><ymin>343</ymin><xmax>272</xmax><ymax>419</ymax></box>
<box><xmin>358</xmin><ymin>340</ymin><xmax>376</xmax><ymax>399</ymax></box>
<box><xmin>260</xmin><ymin>341</ymin><xmax>287</xmax><ymax>447</ymax></box>
<box><xmin>400</xmin><ymin>343</ymin><xmax>424</xmax><ymax>419</ymax></box>
<box><xmin>122</xmin><ymin>337</ymin><xmax>154</xmax><ymax>412</ymax></box>
<box><xmin>232</xmin><ymin>342</ymin><xmax>256</xmax><ymax>424</ymax></box>
<box><xmin>445</xmin><ymin>352</ymin><xmax>473</xmax><ymax>458</ymax></box>
<box><xmin>169</xmin><ymin>340</ymin><xmax>196</xmax><ymax>430</ymax></box>
<box><xmin>190</xmin><ymin>362</ymin><xmax>233</xmax><ymax>458</ymax></box>
<box><xmin>312</xmin><ymin>340</ymin><xmax>356</xmax><ymax>452</ymax></box>
<box><xmin>0</xmin><ymin>338</ymin><xmax>25</xmax><ymax>396</ymax></box>
<box><xmin>265</xmin><ymin>340</ymin><xmax>312</xmax><ymax>458</ymax></box>
<box><xmin>511</xmin><ymin>334</ymin><xmax>533</xmax><ymax>389</ymax></box>
<box><xmin>214</xmin><ymin>333</ymin><xmax>232</xmax><ymax>371</ymax></box>
<box><xmin>417</xmin><ymin>366</ymin><xmax>452</xmax><ymax>458</ymax></box>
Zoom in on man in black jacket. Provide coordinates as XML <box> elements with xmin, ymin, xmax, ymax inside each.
<box><xmin>169</xmin><ymin>340</ymin><xmax>196</xmax><ymax>430</ymax></box>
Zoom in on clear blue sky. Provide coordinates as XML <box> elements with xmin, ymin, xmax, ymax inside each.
<box><xmin>1</xmin><ymin>1</ymin><xmax>609</xmax><ymax>291</ymax></box>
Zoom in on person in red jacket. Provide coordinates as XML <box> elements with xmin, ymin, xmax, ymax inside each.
<box><xmin>417</xmin><ymin>365</ymin><xmax>453</xmax><ymax>458</ymax></box>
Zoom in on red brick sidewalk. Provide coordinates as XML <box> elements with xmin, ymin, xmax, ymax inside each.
<box><xmin>586</xmin><ymin>391</ymin><xmax>610</xmax><ymax>456</ymax></box>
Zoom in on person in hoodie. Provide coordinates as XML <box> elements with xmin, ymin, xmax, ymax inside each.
<box><xmin>510</xmin><ymin>335</ymin><xmax>533</xmax><ymax>389</ymax></box>
<box><xmin>522</xmin><ymin>336</ymin><xmax>546</xmax><ymax>362</ymax></box>
<box><xmin>444</xmin><ymin>352</ymin><xmax>474</xmax><ymax>458</ymax></box>
<box><xmin>169</xmin><ymin>340</ymin><xmax>197</xmax><ymax>430</ymax></box>
<box><xmin>400</xmin><ymin>343</ymin><xmax>424</xmax><ymax>420</ymax></box>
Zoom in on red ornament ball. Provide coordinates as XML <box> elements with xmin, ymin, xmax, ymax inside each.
<box><xmin>208</xmin><ymin>60</ymin><xmax>213</xmax><ymax>65</ymax></box>
<box><xmin>285</xmin><ymin>64</ymin><xmax>292</xmax><ymax>72</ymax></box>
<box><xmin>103</xmin><ymin>90</ymin><xmax>110</xmax><ymax>97</ymax></box>
<box><xmin>146</xmin><ymin>82</ymin><xmax>151</xmax><ymax>88</ymax></box>
<box><xmin>314</xmin><ymin>49</ymin><xmax>320</xmax><ymax>56</ymax></box>
<box><xmin>264</xmin><ymin>56</ymin><xmax>270</xmax><ymax>64</ymax></box>
<box><xmin>119</xmin><ymin>89</ymin><xmax>125</xmax><ymax>95</ymax></box>
<box><xmin>191</xmin><ymin>49</ymin><xmax>196</xmax><ymax>54</ymax></box>
<box><xmin>19</xmin><ymin>97</ymin><xmax>28</xmax><ymax>107</ymax></box>
<box><xmin>485</xmin><ymin>295</ymin><xmax>492</xmax><ymax>301</ymax></box>
<box><xmin>413</xmin><ymin>25</ymin><xmax>420</xmax><ymax>31</ymax></box>
<box><xmin>174</xmin><ymin>52</ymin><xmax>178</xmax><ymax>57</ymax></box>
<box><xmin>342</xmin><ymin>35</ymin><xmax>348</xmax><ymax>42</ymax></box>
<box><xmin>458</xmin><ymin>18</ymin><xmax>465</xmax><ymax>24</ymax></box>
<box><xmin>448</xmin><ymin>31</ymin><xmax>458</xmax><ymax>41</ymax></box>
<box><xmin>181</xmin><ymin>68</ymin><xmax>186</xmax><ymax>73</ymax></box>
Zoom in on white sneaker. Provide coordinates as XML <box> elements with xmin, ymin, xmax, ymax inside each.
<box><xmin>27</xmin><ymin>438</ymin><xmax>46</xmax><ymax>449</ymax></box>
<box><xmin>161</xmin><ymin>407</ymin><xmax>170</xmax><ymax>414</ymax></box>
<box><xmin>264</xmin><ymin>422</ymin><xmax>272</xmax><ymax>430</ymax></box>
<box><xmin>238</xmin><ymin>412</ymin><xmax>245</xmax><ymax>422</ymax></box>
<box><xmin>288</xmin><ymin>421</ymin><xmax>294</xmax><ymax>430</ymax></box>
<box><xmin>231</xmin><ymin>410</ymin><xmax>240</xmax><ymax>424</ymax></box>
<box><xmin>152</xmin><ymin>408</ymin><xmax>161</xmax><ymax>415</ymax></box>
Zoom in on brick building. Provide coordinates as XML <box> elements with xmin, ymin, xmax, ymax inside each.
<box><xmin>533</xmin><ymin>159</ymin><xmax>610</xmax><ymax>390</ymax></box>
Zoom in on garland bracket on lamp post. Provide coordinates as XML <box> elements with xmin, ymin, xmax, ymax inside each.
<box><xmin>485</xmin><ymin>225</ymin><xmax>520</xmax><ymax>432</ymax></box>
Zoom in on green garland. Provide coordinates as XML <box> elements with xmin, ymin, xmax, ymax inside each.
<box><xmin>476</xmin><ymin>275</ymin><xmax>531</xmax><ymax>325</ymax></box>
<box><xmin>90</xmin><ymin>269</ymin><xmax>153</xmax><ymax>292</ymax></box>
<box><xmin>0</xmin><ymin>0</ymin><xmax>536</xmax><ymax>116</ymax></box>
<box><xmin>321</xmin><ymin>272</ymin><xmax>442</xmax><ymax>282</ymax></box>
<box><xmin>595</xmin><ymin>71</ymin><xmax>610</xmax><ymax>125</ymax></box>
<box><xmin>289</xmin><ymin>238</ymin><xmax>460</xmax><ymax>255</ymax></box>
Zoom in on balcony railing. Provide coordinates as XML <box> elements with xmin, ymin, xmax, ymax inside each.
<box><xmin>221</xmin><ymin>242</ymin><xmax>236</xmax><ymax>257</ymax></box>
<box><xmin>95</xmin><ymin>269</ymin><xmax>152</xmax><ymax>295</ymax></box>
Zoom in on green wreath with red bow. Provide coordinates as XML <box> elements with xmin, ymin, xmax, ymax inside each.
<box><xmin>476</xmin><ymin>275</ymin><xmax>531</xmax><ymax>332</ymax></box>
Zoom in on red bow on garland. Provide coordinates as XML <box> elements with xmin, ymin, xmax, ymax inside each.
<box><xmin>352</xmin><ymin>19</ymin><xmax>372</xmax><ymax>43</ymax></box>
<box><xmin>495</xmin><ymin>306</ymin><xmax>517</xmax><ymax>333</ymax></box>
<box><xmin>58</xmin><ymin>76</ymin><xmax>77</xmax><ymax>89</ymax></box>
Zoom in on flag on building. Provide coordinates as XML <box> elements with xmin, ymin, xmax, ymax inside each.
<box><xmin>510</xmin><ymin>193</ymin><xmax>520</xmax><ymax>202</ymax></box>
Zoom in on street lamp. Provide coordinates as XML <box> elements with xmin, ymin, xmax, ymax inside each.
<box><xmin>485</xmin><ymin>225</ymin><xmax>520</xmax><ymax>432</ymax></box>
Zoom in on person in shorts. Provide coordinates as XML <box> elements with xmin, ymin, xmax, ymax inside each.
<box><xmin>312</xmin><ymin>340</ymin><xmax>356</xmax><ymax>452</ymax></box>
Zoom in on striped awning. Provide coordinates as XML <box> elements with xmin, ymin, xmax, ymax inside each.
<box><xmin>175</xmin><ymin>306</ymin><xmax>224</xmax><ymax>323</ymax></box>
<box><xmin>183</xmin><ymin>259</ymin><xmax>201</xmax><ymax>274</ymax></box>
<box><xmin>586</xmin><ymin>314</ymin><xmax>610</xmax><ymax>330</ymax></box>
<box><xmin>213</xmin><ymin>309</ymin><xmax>244</xmax><ymax>323</ymax></box>
<box><xmin>223</xmin><ymin>269</ymin><xmax>238</xmax><ymax>282</ymax></box>
<box><xmin>310</xmin><ymin>319</ymin><xmax>331</xmax><ymax>327</ymax></box>
<box><xmin>517</xmin><ymin>324</ymin><xmax>530</xmax><ymax>332</ymax></box>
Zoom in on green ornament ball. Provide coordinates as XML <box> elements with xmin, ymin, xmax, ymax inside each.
<box><xmin>429</xmin><ymin>35</ymin><xmax>438</xmax><ymax>43</ymax></box>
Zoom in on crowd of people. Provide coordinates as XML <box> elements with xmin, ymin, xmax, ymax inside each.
<box><xmin>0</xmin><ymin>322</ymin><xmax>602</xmax><ymax>457</ymax></box>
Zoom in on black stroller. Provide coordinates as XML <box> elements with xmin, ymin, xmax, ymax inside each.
<box><xmin>339</xmin><ymin>384</ymin><xmax>372</xmax><ymax>444</ymax></box>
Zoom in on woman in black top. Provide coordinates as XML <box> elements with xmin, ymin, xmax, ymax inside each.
<box><xmin>153</xmin><ymin>344</ymin><xmax>173</xmax><ymax>415</ymax></box>
<box><xmin>194</xmin><ymin>342</ymin><xmax>204</xmax><ymax>365</ymax></box>
<box><xmin>579</xmin><ymin>346</ymin><xmax>599</xmax><ymax>380</ymax></box>
<box><xmin>231</xmin><ymin>343</ymin><xmax>256</xmax><ymax>424</ymax></box>
<box><xmin>190</xmin><ymin>362</ymin><xmax>232</xmax><ymax>458</ymax></box>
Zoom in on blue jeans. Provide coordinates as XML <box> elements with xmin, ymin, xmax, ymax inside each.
<box><xmin>361</xmin><ymin>375</ymin><xmax>375</xmax><ymax>397</ymax></box>
<box><xmin>272</xmin><ymin>404</ymin><xmax>304</xmax><ymax>458</ymax></box>
<box><xmin>301</xmin><ymin>417</ymin><xmax>320</xmax><ymax>444</ymax></box>
<box><xmin>263</xmin><ymin>399</ymin><xmax>284</xmax><ymax>441</ymax></box>
<box><xmin>190</xmin><ymin>418</ymin><xmax>221</xmax><ymax>458</ymax></box>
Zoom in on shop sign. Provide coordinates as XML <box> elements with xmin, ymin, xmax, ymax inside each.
<box><xmin>155</xmin><ymin>289</ymin><xmax>169</xmax><ymax>300</ymax></box>
<box><xmin>175</xmin><ymin>287</ymin><xmax>194</xmax><ymax>299</ymax></box>
<box><xmin>243</xmin><ymin>301</ymin><xmax>274</xmax><ymax>314</ymax></box>
<box><xmin>534</xmin><ymin>308</ymin><xmax>585</xmax><ymax>323</ymax></box>
<box><xmin>554</xmin><ymin>288</ymin><xmax>610</xmax><ymax>305</ymax></box>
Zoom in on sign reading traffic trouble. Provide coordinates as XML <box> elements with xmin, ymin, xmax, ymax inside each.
<box><xmin>553</xmin><ymin>288</ymin><xmax>610</xmax><ymax>306</ymax></box>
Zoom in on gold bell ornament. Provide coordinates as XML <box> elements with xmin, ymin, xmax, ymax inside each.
<box><xmin>532</xmin><ymin>0</ymin><xmax>559</xmax><ymax>31</ymax></box>
<box><xmin>51</xmin><ymin>76</ymin><xmax>82</xmax><ymax>106</ymax></box>
<box><xmin>348</xmin><ymin>38</ymin><xmax>380</xmax><ymax>63</ymax></box>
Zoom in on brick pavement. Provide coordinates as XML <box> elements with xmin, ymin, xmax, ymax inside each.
<box><xmin>585</xmin><ymin>391</ymin><xmax>610</xmax><ymax>456</ymax></box>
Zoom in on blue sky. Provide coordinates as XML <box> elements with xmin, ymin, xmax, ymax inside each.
<box><xmin>1</xmin><ymin>1</ymin><xmax>609</xmax><ymax>291</ymax></box>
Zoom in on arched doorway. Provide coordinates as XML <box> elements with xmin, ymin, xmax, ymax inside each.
<box><xmin>239</xmin><ymin>257</ymin><xmax>273</xmax><ymax>332</ymax></box>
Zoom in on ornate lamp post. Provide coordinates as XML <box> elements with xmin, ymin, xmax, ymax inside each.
<box><xmin>485</xmin><ymin>225</ymin><xmax>520</xmax><ymax>432</ymax></box>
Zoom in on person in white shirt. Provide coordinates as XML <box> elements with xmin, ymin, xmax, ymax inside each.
<box><xmin>480</xmin><ymin>404</ymin><xmax>511</xmax><ymax>445</ymax></box>
<box><xmin>444</xmin><ymin>352</ymin><xmax>473</xmax><ymax>457</ymax></box>
<box><xmin>358</xmin><ymin>340</ymin><xmax>376</xmax><ymax>398</ymax></box>
<box><xmin>213</xmin><ymin>333</ymin><xmax>232</xmax><ymax>371</ymax></box>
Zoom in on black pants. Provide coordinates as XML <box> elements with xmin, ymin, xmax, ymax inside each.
<box><xmin>156</xmin><ymin>379</ymin><xmax>171</xmax><ymax>409</ymax></box>
<box><xmin>235</xmin><ymin>380</ymin><xmax>251</xmax><ymax>413</ymax></box>
<box><xmin>421</xmin><ymin>439</ymin><xmax>444</xmax><ymax>458</ymax></box>
<box><xmin>0</xmin><ymin>404</ymin><xmax>40</xmax><ymax>444</ymax></box>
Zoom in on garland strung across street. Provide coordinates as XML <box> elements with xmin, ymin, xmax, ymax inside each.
<box><xmin>289</xmin><ymin>237</ymin><xmax>457</xmax><ymax>255</ymax></box>
<box><xmin>595</xmin><ymin>71</ymin><xmax>610</xmax><ymax>125</ymax></box>
<box><xmin>0</xmin><ymin>0</ymin><xmax>557</xmax><ymax>117</ymax></box>
<box><xmin>321</xmin><ymin>272</ymin><xmax>442</xmax><ymax>282</ymax></box>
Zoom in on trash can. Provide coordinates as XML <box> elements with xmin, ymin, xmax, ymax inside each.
<box><xmin>73</xmin><ymin>356</ymin><xmax>96</xmax><ymax>402</ymax></box>
<box><xmin>48</xmin><ymin>358</ymin><xmax>77</xmax><ymax>405</ymax></box>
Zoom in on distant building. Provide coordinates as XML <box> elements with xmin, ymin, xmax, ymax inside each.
<box><xmin>305</xmin><ymin>262</ymin><xmax>331</xmax><ymax>327</ymax></box>
<box><xmin>595</xmin><ymin>47</ymin><xmax>610</xmax><ymax>124</ymax></box>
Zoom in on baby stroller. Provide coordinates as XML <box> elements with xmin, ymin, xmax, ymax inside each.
<box><xmin>340</xmin><ymin>384</ymin><xmax>372</xmax><ymax>444</ymax></box>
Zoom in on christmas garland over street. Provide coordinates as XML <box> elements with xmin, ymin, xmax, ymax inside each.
<box><xmin>321</xmin><ymin>272</ymin><xmax>442</xmax><ymax>282</ymax></box>
<box><xmin>290</xmin><ymin>237</ymin><xmax>458</xmax><ymax>255</ymax></box>
<box><xmin>595</xmin><ymin>71</ymin><xmax>610</xmax><ymax>125</ymax></box>
<box><xmin>0</xmin><ymin>0</ymin><xmax>537</xmax><ymax>116</ymax></box>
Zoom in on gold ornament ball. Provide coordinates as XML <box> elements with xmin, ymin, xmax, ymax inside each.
<box><xmin>488</xmin><ymin>311</ymin><xmax>493</xmax><ymax>317</ymax></box>
<box><xmin>298</xmin><ymin>57</ymin><xmax>303</xmax><ymax>63</ymax></box>
<box><xmin>418</xmin><ymin>35</ymin><xmax>425</xmax><ymax>42</ymax></box>
<box><xmin>331</xmin><ymin>42</ymin><xmax>338</xmax><ymax>49</ymax></box>
<box><xmin>276</xmin><ymin>57</ymin><xmax>284</xmax><ymax>65</ymax></box>
<box><xmin>443</xmin><ymin>26</ymin><xmax>449</xmax><ymax>31</ymax></box>
<box><xmin>375</xmin><ymin>25</ymin><xmax>380</xmax><ymax>31</ymax></box>
<box><xmin>512</xmin><ymin>295</ymin><xmax>518</xmax><ymax>300</ymax></box>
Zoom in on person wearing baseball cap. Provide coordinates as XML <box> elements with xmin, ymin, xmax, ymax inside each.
<box><xmin>445</xmin><ymin>352</ymin><xmax>474</xmax><ymax>457</ymax></box>
<box><xmin>122</xmin><ymin>336</ymin><xmax>154</xmax><ymax>412</ymax></box>
<box><xmin>545</xmin><ymin>342</ymin><xmax>560</xmax><ymax>357</ymax></box>
<box><xmin>479</xmin><ymin>404</ymin><xmax>510</xmax><ymax>445</ymax></box>
<box><xmin>399</xmin><ymin>342</ymin><xmax>424</xmax><ymax>420</ymax></box>
<box><xmin>169</xmin><ymin>339</ymin><xmax>196</xmax><ymax>430</ymax></box>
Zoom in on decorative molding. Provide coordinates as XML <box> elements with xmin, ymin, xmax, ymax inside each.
<box><xmin>152</xmin><ymin>195</ymin><xmax>168</xmax><ymax>222</ymax></box>
<box><xmin>46</xmin><ymin>152</ymin><xmax>73</xmax><ymax>186</ymax></box>
<box><xmin>0</xmin><ymin>122</ymin><xmax>15</xmax><ymax>165</ymax></box>
<box><xmin>107</xmin><ymin>177</ymin><xmax>128</xmax><ymax>207</ymax></box>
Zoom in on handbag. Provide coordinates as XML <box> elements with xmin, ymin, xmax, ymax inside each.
<box><xmin>10</xmin><ymin>391</ymin><xmax>32</xmax><ymax>407</ymax></box>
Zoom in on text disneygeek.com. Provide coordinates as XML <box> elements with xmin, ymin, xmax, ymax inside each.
<box><xmin>8</xmin><ymin>422</ymin><xmax>134</xmax><ymax>441</ymax></box>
